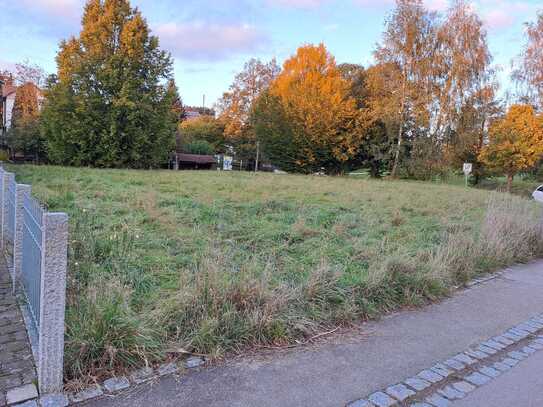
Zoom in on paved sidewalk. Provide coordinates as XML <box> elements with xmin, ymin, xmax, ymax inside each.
<box><xmin>0</xmin><ymin>262</ymin><xmax>37</xmax><ymax>406</ymax></box>
<box><xmin>454</xmin><ymin>348</ymin><xmax>543</xmax><ymax>407</ymax></box>
<box><xmin>84</xmin><ymin>261</ymin><xmax>543</xmax><ymax>407</ymax></box>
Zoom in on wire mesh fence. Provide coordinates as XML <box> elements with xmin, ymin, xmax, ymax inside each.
<box><xmin>0</xmin><ymin>166</ymin><xmax>68</xmax><ymax>394</ymax></box>
<box><xmin>21</xmin><ymin>192</ymin><xmax>44</xmax><ymax>332</ymax></box>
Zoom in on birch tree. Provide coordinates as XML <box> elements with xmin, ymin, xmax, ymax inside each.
<box><xmin>373</xmin><ymin>0</ymin><xmax>437</xmax><ymax>177</ymax></box>
<box><xmin>513</xmin><ymin>11</ymin><xmax>543</xmax><ymax>110</ymax></box>
<box><xmin>217</xmin><ymin>58</ymin><xmax>280</xmax><ymax>159</ymax></box>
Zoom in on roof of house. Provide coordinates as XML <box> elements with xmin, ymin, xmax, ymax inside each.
<box><xmin>178</xmin><ymin>153</ymin><xmax>216</xmax><ymax>164</ymax></box>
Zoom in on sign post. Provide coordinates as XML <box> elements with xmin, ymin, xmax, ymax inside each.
<box><xmin>463</xmin><ymin>163</ymin><xmax>473</xmax><ymax>188</ymax></box>
<box><xmin>223</xmin><ymin>156</ymin><xmax>233</xmax><ymax>171</ymax></box>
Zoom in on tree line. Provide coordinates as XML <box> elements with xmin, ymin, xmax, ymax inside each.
<box><xmin>4</xmin><ymin>0</ymin><xmax>543</xmax><ymax>190</ymax></box>
<box><xmin>213</xmin><ymin>0</ymin><xmax>543</xmax><ymax>187</ymax></box>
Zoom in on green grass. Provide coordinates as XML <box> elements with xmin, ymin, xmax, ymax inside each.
<box><xmin>7</xmin><ymin>165</ymin><xmax>543</xmax><ymax>384</ymax></box>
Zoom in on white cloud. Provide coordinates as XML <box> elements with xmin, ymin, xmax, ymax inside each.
<box><xmin>18</xmin><ymin>0</ymin><xmax>83</xmax><ymax>21</ymax></box>
<box><xmin>266</xmin><ymin>0</ymin><xmax>330</xmax><ymax>9</ymax></box>
<box><xmin>0</xmin><ymin>59</ymin><xmax>16</xmax><ymax>72</ymax></box>
<box><xmin>351</xmin><ymin>0</ymin><xmax>394</xmax><ymax>8</ymax></box>
<box><xmin>352</xmin><ymin>0</ymin><xmax>448</xmax><ymax>11</ymax></box>
<box><xmin>478</xmin><ymin>0</ymin><xmax>537</xmax><ymax>32</ymax></box>
<box><xmin>154</xmin><ymin>22</ymin><xmax>268</xmax><ymax>61</ymax></box>
<box><xmin>483</xmin><ymin>9</ymin><xmax>515</xmax><ymax>31</ymax></box>
<box><xmin>324</xmin><ymin>23</ymin><xmax>340</xmax><ymax>31</ymax></box>
<box><xmin>425</xmin><ymin>0</ymin><xmax>449</xmax><ymax>12</ymax></box>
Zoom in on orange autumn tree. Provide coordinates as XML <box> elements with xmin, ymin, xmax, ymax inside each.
<box><xmin>266</xmin><ymin>44</ymin><xmax>363</xmax><ymax>173</ymax></box>
<box><xmin>479</xmin><ymin>104</ymin><xmax>543</xmax><ymax>192</ymax></box>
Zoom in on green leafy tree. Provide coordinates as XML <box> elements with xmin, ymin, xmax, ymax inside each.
<box><xmin>251</xmin><ymin>91</ymin><xmax>298</xmax><ymax>172</ymax></box>
<box><xmin>339</xmin><ymin>63</ymin><xmax>394</xmax><ymax>177</ymax></box>
<box><xmin>179</xmin><ymin>116</ymin><xmax>225</xmax><ymax>153</ymax></box>
<box><xmin>41</xmin><ymin>0</ymin><xmax>176</xmax><ymax>168</ymax></box>
<box><xmin>183</xmin><ymin>140</ymin><xmax>215</xmax><ymax>155</ymax></box>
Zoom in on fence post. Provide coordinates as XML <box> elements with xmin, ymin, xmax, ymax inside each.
<box><xmin>38</xmin><ymin>212</ymin><xmax>68</xmax><ymax>394</ymax></box>
<box><xmin>2</xmin><ymin>172</ymin><xmax>14</xmax><ymax>252</ymax></box>
<box><xmin>0</xmin><ymin>167</ymin><xmax>4</xmax><ymax>249</ymax></box>
<box><xmin>13</xmin><ymin>183</ymin><xmax>31</xmax><ymax>292</ymax></box>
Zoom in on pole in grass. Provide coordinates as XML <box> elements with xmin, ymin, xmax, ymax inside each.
<box><xmin>255</xmin><ymin>141</ymin><xmax>260</xmax><ymax>173</ymax></box>
<box><xmin>463</xmin><ymin>163</ymin><xmax>472</xmax><ymax>188</ymax></box>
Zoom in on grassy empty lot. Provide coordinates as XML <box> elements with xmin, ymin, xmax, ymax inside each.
<box><xmin>8</xmin><ymin>165</ymin><xmax>543</xmax><ymax>384</ymax></box>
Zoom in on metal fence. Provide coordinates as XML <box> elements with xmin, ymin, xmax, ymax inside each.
<box><xmin>0</xmin><ymin>166</ymin><xmax>68</xmax><ymax>395</ymax></box>
<box><xmin>21</xmin><ymin>192</ymin><xmax>44</xmax><ymax>332</ymax></box>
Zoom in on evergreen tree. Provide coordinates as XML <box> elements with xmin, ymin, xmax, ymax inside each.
<box><xmin>41</xmin><ymin>0</ymin><xmax>176</xmax><ymax>168</ymax></box>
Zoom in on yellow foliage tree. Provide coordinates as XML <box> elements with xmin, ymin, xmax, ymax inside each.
<box><xmin>269</xmin><ymin>44</ymin><xmax>362</xmax><ymax>172</ymax></box>
<box><xmin>479</xmin><ymin>104</ymin><xmax>543</xmax><ymax>191</ymax></box>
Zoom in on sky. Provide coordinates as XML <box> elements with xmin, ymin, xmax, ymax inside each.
<box><xmin>0</xmin><ymin>0</ymin><xmax>541</xmax><ymax>107</ymax></box>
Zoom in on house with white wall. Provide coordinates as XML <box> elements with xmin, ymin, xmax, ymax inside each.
<box><xmin>3</xmin><ymin>83</ymin><xmax>16</xmax><ymax>129</ymax></box>
<box><xmin>1</xmin><ymin>78</ymin><xmax>42</xmax><ymax>136</ymax></box>
<box><xmin>1</xmin><ymin>78</ymin><xmax>16</xmax><ymax>138</ymax></box>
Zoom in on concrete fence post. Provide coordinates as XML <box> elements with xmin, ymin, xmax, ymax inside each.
<box><xmin>0</xmin><ymin>167</ymin><xmax>4</xmax><ymax>250</ymax></box>
<box><xmin>38</xmin><ymin>212</ymin><xmax>68</xmax><ymax>394</ymax></box>
<box><xmin>13</xmin><ymin>183</ymin><xmax>31</xmax><ymax>292</ymax></box>
<box><xmin>2</xmin><ymin>172</ymin><xmax>14</xmax><ymax>252</ymax></box>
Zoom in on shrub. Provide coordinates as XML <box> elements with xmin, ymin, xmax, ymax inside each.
<box><xmin>183</xmin><ymin>140</ymin><xmax>215</xmax><ymax>155</ymax></box>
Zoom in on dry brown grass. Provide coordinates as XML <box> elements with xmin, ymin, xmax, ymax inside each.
<box><xmin>429</xmin><ymin>193</ymin><xmax>543</xmax><ymax>284</ymax></box>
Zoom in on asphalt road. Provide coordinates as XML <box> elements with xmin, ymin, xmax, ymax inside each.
<box><xmin>84</xmin><ymin>261</ymin><xmax>543</xmax><ymax>407</ymax></box>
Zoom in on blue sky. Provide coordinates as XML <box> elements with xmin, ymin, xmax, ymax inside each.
<box><xmin>0</xmin><ymin>0</ymin><xmax>540</xmax><ymax>107</ymax></box>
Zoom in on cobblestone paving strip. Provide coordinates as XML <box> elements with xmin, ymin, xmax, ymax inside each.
<box><xmin>0</xmin><ymin>262</ymin><xmax>38</xmax><ymax>406</ymax></box>
<box><xmin>345</xmin><ymin>313</ymin><xmax>543</xmax><ymax>407</ymax></box>
<box><xmin>67</xmin><ymin>356</ymin><xmax>207</xmax><ymax>405</ymax></box>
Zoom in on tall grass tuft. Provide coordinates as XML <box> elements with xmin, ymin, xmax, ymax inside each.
<box><xmin>64</xmin><ymin>278</ymin><xmax>163</xmax><ymax>384</ymax></box>
<box><xmin>430</xmin><ymin>194</ymin><xmax>543</xmax><ymax>284</ymax></box>
<box><xmin>480</xmin><ymin>193</ymin><xmax>543</xmax><ymax>264</ymax></box>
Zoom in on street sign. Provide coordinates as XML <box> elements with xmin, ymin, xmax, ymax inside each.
<box><xmin>462</xmin><ymin>163</ymin><xmax>473</xmax><ymax>188</ymax></box>
<box><xmin>223</xmin><ymin>156</ymin><xmax>233</xmax><ymax>171</ymax></box>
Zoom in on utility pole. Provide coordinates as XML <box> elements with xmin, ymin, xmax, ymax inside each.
<box><xmin>255</xmin><ymin>141</ymin><xmax>260</xmax><ymax>173</ymax></box>
<box><xmin>202</xmin><ymin>94</ymin><xmax>206</xmax><ymax>110</ymax></box>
